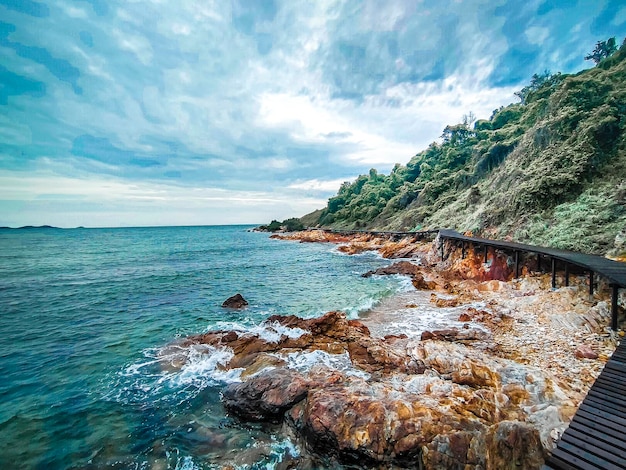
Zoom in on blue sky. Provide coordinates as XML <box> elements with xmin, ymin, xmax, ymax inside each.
<box><xmin>0</xmin><ymin>0</ymin><xmax>624</xmax><ymax>227</ymax></box>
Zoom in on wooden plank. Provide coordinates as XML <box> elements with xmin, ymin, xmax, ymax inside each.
<box><xmin>562</xmin><ymin>428</ymin><xmax>626</xmax><ymax>465</ymax></box>
<box><xmin>602</xmin><ymin>370</ymin><xmax>626</xmax><ymax>382</ymax></box>
<box><xmin>550</xmin><ymin>447</ymin><xmax>607</xmax><ymax>470</ymax></box>
<box><xmin>545</xmin><ymin>453</ymin><xmax>586</xmax><ymax>470</ymax></box>
<box><xmin>577</xmin><ymin>403</ymin><xmax>626</xmax><ymax>428</ymax></box>
<box><xmin>567</xmin><ymin>420</ymin><xmax>626</xmax><ymax>451</ymax></box>
<box><xmin>556</xmin><ymin>441</ymin><xmax>624</xmax><ymax>470</ymax></box>
<box><xmin>585</xmin><ymin>388</ymin><xmax>626</xmax><ymax>409</ymax></box>
<box><xmin>599</xmin><ymin>368</ymin><xmax>626</xmax><ymax>383</ymax></box>
<box><xmin>593</xmin><ymin>377</ymin><xmax>626</xmax><ymax>394</ymax></box>
<box><xmin>605</xmin><ymin>361</ymin><xmax>626</xmax><ymax>374</ymax></box>
<box><xmin>583</xmin><ymin>395</ymin><xmax>626</xmax><ymax>418</ymax></box>
<box><xmin>592</xmin><ymin>377</ymin><xmax>626</xmax><ymax>394</ymax></box>
<box><xmin>587</xmin><ymin>387</ymin><xmax>626</xmax><ymax>406</ymax></box>
<box><xmin>572</xmin><ymin>410</ymin><xmax>624</xmax><ymax>435</ymax></box>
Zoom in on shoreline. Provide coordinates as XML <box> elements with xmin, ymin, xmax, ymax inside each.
<box><xmin>182</xmin><ymin>230</ymin><xmax>619</xmax><ymax>469</ymax></box>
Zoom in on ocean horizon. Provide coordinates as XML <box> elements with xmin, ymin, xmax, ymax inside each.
<box><xmin>0</xmin><ymin>225</ymin><xmax>408</xmax><ymax>469</ymax></box>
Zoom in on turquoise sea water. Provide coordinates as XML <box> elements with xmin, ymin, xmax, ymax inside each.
<box><xmin>0</xmin><ymin>225</ymin><xmax>405</xmax><ymax>469</ymax></box>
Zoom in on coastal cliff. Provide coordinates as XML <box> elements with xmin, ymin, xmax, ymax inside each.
<box><xmin>169</xmin><ymin>231</ymin><xmax>618</xmax><ymax>469</ymax></box>
<box><xmin>301</xmin><ymin>41</ymin><xmax>626</xmax><ymax>258</ymax></box>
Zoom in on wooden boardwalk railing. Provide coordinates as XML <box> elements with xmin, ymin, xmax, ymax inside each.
<box><xmin>319</xmin><ymin>228</ymin><xmax>625</xmax><ymax>331</ymax></box>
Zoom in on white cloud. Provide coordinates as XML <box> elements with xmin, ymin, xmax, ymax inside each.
<box><xmin>287</xmin><ymin>178</ymin><xmax>349</xmax><ymax>192</ymax></box>
<box><xmin>113</xmin><ymin>29</ymin><xmax>154</xmax><ymax>65</ymax></box>
<box><xmin>525</xmin><ymin>26</ymin><xmax>550</xmax><ymax>46</ymax></box>
<box><xmin>0</xmin><ymin>171</ymin><xmax>326</xmax><ymax>227</ymax></box>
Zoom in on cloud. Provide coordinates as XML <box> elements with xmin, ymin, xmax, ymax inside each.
<box><xmin>288</xmin><ymin>178</ymin><xmax>352</xmax><ymax>192</ymax></box>
<box><xmin>0</xmin><ymin>0</ymin><xmax>622</xmax><ymax>226</ymax></box>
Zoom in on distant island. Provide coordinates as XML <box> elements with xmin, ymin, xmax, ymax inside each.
<box><xmin>0</xmin><ymin>225</ymin><xmax>84</xmax><ymax>230</ymax></box>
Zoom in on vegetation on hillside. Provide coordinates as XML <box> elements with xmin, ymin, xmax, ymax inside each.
<box><xmin>258</xmin><ymin>217</ymin><xmax>304</xmax><ymax>232</ymax></box>
<box><xmin>304</xmin><ymin>38</ymin><xmax>626</xmax><ymax>256</ymax></box>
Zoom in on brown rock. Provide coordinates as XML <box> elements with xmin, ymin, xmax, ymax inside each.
<box><xmin>362</xmin><ymin>261</ymin><xmax>422</xmax><ymax>278</ymax></box>
<box><xmin>412</xmin><ymin>273</ymin><xmax>437</xmax><ymax>290</ymax></box>
<box><xmin>420</xmin><ymin>328</ymin><xmax>489</xmax><ymax>342</ymax></box>
<box><xmin>422</xmin><ymin>431</ymin><xmax>484</xmax><ymax>469</ymax></box>
<box><xmin>485</xmin><ymin>421</ymin><xmax>545</xmax><ymax>470</ymax></box>
<box><xmin>575</xmin><ymin>344</ymin><xmax>599</xmax><ymax>359</ymax></box>
<box><xmin>287</xmin><ymin>385</ymin><xmax>445</xmax><ymax>465</ymax></box>
<box><xmin>222</xmin><ymin>293</ymin><xmax>248</xmax><ymax>309</ymax></box>
<box><xmin>222</xmin><ymin>368</ymin><xmax>310</xmax><ymax>422</ymax></box>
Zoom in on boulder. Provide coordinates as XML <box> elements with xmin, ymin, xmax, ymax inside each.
<box><xmin>485</xmin><ymin>421</ymin><xmax>545</xmax><ymax>470</ymax></box>
<box><xmin>222</xmin><ymin>293</ymin><xmax>248</xmax><ymax>309</ymax></box>
<box><xmin>575</xmin><ymin>344</ymin><xmax>599</xmax><ymax>359</ymax></box>
<box><xmin>222</xmin><ymin>368</ymin><xmax>310</xmax><ymax>422</ymax></box>
<box><xmin>362</xmin><ymin>261</ymin><xmax>422</xmax><ymax>278</ymax></box>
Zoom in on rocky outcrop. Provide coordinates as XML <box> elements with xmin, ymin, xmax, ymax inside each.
<box><xmin>222</xmin><ymin>293</ymin><xmax>248</xmax><ymax>308</ymax></box>
<box><xmin>171</xmin><ymin>307</ymin><xmax>587</xmax><ymax>469</ymax></box>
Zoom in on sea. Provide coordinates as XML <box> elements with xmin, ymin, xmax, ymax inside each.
<box><xmin>0</xmin><ymin>225</ymin><xmax>410</xmax><ymax>469</ymax></box>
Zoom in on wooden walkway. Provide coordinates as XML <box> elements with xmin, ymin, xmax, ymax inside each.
<box><xmin>543</xmin><ymin>338</ymin><xmax>626</xmax><ymax>470</ymax></box>
<box><xmin>437</xmin><ymin>229</ymin><xmax>626</xmax><ymax>330</ymax></box>
<box><xmin>323</xmin><ymin>228</ymin><xmax>626</xmax><ymax>329</ymax></box>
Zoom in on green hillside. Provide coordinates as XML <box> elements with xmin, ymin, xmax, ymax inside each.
<box><xmin>306</xmin><ymin>40</ymin><xmax>626</xmax><ymax>256</ymax></box>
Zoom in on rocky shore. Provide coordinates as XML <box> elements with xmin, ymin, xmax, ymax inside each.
<box><xmin>168</xmin><ymin>230</ymin><xmax>620</xmax><ymax>469</ymax></box>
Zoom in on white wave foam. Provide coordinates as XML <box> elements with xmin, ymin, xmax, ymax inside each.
<box><xmin>206</xmin><ymin>321</ymin><xmax>307</xmax><ymax>343</ymax></box>
<box><xmin>280</xmin><ymin>350</ymin><xmax>370</xmax><ymax>380</ymax></box>
<box><xmin>110</xmin><ymin>343</ymin><xmax>242</xmax><ymax>404</ymax></box>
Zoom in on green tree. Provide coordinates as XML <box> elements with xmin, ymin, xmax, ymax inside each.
<box><xmin>585</xmin><ymin>37</ymin><xmax>618</xmax><ymax>64</ymax></box>
<box><xmin>282</xmin><ymin>218</ymin><xmax>304</xmax><ymax>231</ymax></box>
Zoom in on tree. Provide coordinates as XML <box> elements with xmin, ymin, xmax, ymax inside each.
<box><xmin>514</xmin><ymin>70</ymin><xmax>561</xmax><ymax>104</ymax></box>
<box><xmin>585</xmin><ymin>37</ymin><xmax>618</xmax><ymax>64</ymax></box>
<box><xmin>282</xmin><ymin>218</ymin><xmax>304</xmax><ymax>231</ymax></box>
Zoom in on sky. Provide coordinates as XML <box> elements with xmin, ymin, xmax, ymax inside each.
<box><xmin>0</xmin><ymin>0</ymin><xmax>624</xmax><ymax>227</ymax></box>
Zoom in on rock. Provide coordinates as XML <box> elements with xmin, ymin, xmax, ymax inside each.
<box><xmin>362</xmin><ymin>261</ymin><xmax>437</xmax><ymax>290</ymax></box>
<box><xmin>362</xmin><ymin>261</ymin><xmax>422</xmax><ymax>278</ymax></box>
<box><xmin>412</xmin><ymin>273</ymin><xmax>437</xmax><ymax>290</ymax></box>
<box><xmin>422</xmin><ymin>431</ymin><xmax>485</xmax><ymax>469</ymax></box>
<box><xmin>222</xmin><ymin>368</ymin><xmax>310</xmax><ymax>422</ymax></box>
<box><xmin>222</xmin><ymin>293</ymin><xmax>248</xmax><ymax>309</ymax></box>
<box><xmin>286</xmin><ymin>382</ymin><xmax>449</xmax><ymax>466</ymax></box>
<box><xmin>575</xmin><ymin>344</ymin><xmax>599</xmax><ymax>359</ymax></box>
<box><xmin>421</xmin><ymin>328</ymin><xmax>489</xmax><ymax>342</ymax></box>
<box><xmin>485</xmin><ymin>421</ymin><xmax>545</xmax><ymax>470</ymax></box>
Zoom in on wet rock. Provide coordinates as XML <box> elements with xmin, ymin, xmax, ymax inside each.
<box><xmin>362</xmin><ymin>261</ymin><xmax>422</xmax><ymax>278</ymax></box>
<box><xmin>222</xmin><ymin>368</ymin><xmax>310</xmax><ymax>422</ymax></box>
<box><xmin>222</xmin><ymin>293</ymin><xmax>248</xmax><ymax>309</ymax></box>
<box><xmin>575</xmin><ymin>344</ymin><xmax>599</xmax><ymax>359</ymax></box>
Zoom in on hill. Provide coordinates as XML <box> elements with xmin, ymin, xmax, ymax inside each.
<box><xmin>303</xmin><ymin>41</ymin><xmax>626</xmax><ymax>257</ymax></box>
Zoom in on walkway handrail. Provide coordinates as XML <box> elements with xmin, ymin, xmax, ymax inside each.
<box><xmin>314</xmin><ymin>227</ymin><xmax>625</xmax><ymax>330</ymax></box>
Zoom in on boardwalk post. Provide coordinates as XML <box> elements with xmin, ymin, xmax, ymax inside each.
<box><xmin>461</xmin><ymin>242</ymin><xmax>466</xmax><ymax>259</ymax></box>
<box><xmin>483</xmin><ymin>245</ymin><xmax>488</xmax><ymax>263</ymax></box>
<box><xmin>514</xmin><ymin>251</ymin><xmax>520</xmax><ymax>278</ymax></box>
<box><xmin>537</xmin><ymin>254</ymin><xmax>541</xmax><ymax>272</ymax></box>
<box><xmin>440</xmin><ymin>240</ymin><xmax>444</xmax><ymax>261</ymax></box>
<box><xmin>564</xmin><ymin>264</ymin><xmax>569</xmax><ymax>287</ymax></box>
<box><xmin>589</xmin><ymin>271</ymin><xmax>594</xmax><ymax>296</ymax></box>
<box><xmin>551</xmin><ymin>257</ymin><xmax>556</xmax><ymax>288</ymax></box>
<box><xmin>611</xmin><ymin>284</ymin><xmax>619</xmax><ymax>331</ymax></box>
